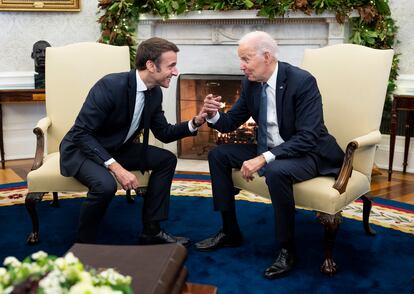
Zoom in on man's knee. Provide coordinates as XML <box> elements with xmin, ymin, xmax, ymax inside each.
<box><xmin>208</xmin><ymin>145</ymin><xmax>229</xmax><ymax>163</ymax></box>
<box><xmin>265</xmin><ymin>161</ymin><xmax>294</xmax><ymax>183</ymax></box>
<box><xmin>89</xmin><ymin>177</ymin><xmax>117</xmax><ymax>198</ymax></box>
<box><xmin>163</xmin><ymin>149</ymin><xmax>177</xmax><ymax>168</ymax></box>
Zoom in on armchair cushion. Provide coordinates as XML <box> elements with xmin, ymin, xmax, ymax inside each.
<box><xmin>232</xmin><ymin>170</ymin><xmax>370</xmax><ymax>215</ymax></box>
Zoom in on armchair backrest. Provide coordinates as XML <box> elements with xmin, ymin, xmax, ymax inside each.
<box><xmin>301</xmin><ymin>44</ymin><xmax>393</xmax><ymax>178</ymax></box>
<box><xmin>45</xmin><ymin>42</ymin><xmax>130</xmax><ymax>153</ymax></box>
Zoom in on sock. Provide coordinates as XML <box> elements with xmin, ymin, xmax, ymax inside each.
<box><xmin>221</xmin><ymin>210</ymin><xmax>241</xmax><ymax>238</ymax></box>
<box><xmin>143</xmin><ymin>221</ymin><xmax>161</xmax><ymax>235</ymax></box>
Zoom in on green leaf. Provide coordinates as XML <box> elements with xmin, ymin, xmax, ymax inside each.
<box><xmin>243</xmin><ymin>0</ymin><xmax>254</xmax><ymax>8</ymax></box>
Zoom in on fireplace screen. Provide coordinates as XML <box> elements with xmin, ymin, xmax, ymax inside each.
<box><xmin>177</xmin><ymin>74</ymin><xmax>257</xmax><ymax>160</ymax></box>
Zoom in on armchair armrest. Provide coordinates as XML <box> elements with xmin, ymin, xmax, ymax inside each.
<box><xmin>332</xmin><ymin>130</ymin><xmax>381</xmax><ymax>194</ymax></box>
<box><xmin>31</xmin><ymin>117</ymin><xmax>52</xmax><ymax>171</ymax></box>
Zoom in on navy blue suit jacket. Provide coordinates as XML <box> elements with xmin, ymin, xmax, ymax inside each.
<box><xmin>60</xmin><ymin>70</ymin><xmax>195</xmax><ymax>177</ymax></box>
<box><xmin>210</xmin><ymin>61</ymin><xmax>344</xmax><ymax>176</ymax></box>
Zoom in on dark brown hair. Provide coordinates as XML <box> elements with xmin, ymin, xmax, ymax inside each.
<box><xmin>135</xmin><ymin>37</ymin><xmax>179</xmax><ymax>70</ymax></box>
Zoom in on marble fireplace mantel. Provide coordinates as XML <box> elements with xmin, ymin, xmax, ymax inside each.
<box><xmin>136</xmin><ymin>10</ymin><xmax>353</xmax><ymax>154</ymax></box>
<box><xmin>138</xmin><ymin>10</ymin><xmax>351</xmax><ymax>47</ymax></box>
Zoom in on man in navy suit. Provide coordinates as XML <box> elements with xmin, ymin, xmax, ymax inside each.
<box><xmin>60</xmin><ymin>37</ymin><xmax>206</xmax><ymax>245</ymax></box>
<box><xmin>195</xmin><ymin>31</ymin><xmax>344</xmax><ymax>278</ymax></box>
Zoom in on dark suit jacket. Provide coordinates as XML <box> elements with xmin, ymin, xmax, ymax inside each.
<box><xmin>209</xmin><ymin>61</ymin><xmax>344</xmax><ymax>176</ymax></box>
<box><xmin>60</xmin><ymin>70</ymin><xmax>195</xmax><ymax>177</ymax></box>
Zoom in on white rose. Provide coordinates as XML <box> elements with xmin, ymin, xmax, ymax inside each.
<box><xmin>31</xmin><ymin>251</ymin><xmax>48</xmax><ymax>260</ymax></box>
<box><xmin>68</xmin><ymin>282</ymin><xmax>96</xmax><ymax>294</ymax></box>
<box><xmin>64</xmin><ymin>252</ymin><xmax>79</xmax><ymax>265</ymax></box>
<box><xmin>3</xmin><ymin>257</ymin><xmax>20</xmax><ymax>268</ymax></box>
<box><xmin>95</xmin><ymin>285</ymin><xmax>122</xmax><ymax>294</ymax></box>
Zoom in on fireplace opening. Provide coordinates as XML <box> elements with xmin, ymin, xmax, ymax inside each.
<box><xmin>177</xmin><ymin>74</ymin><xmax>257</xmax><ymax>160</ymax></box>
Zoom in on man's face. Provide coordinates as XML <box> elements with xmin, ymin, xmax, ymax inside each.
<box><xmin>151</xmin><ymin>51</ymin><xmax>178</xmax><ymax>88</ymax></box>
<box><xmin>237</xmin><ymin>43</ymin><xmax>268</xmax><ymax>82</ymax></box>
<box><xmin>31</xmin><ymin>42</ymin><xmax>50</xmax><ymax>69</ymax></box>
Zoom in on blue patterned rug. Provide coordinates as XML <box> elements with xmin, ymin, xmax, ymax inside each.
<box><xmin>0</xmin><ymin>174</ymin><xmax>413</xmax><ymax>293</ymax></box>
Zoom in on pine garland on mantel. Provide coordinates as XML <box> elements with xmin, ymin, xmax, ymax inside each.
<box><xmin>97</xmin><ymin>0</ymin><xmax>399</xmax><ymax>127</ymax></box>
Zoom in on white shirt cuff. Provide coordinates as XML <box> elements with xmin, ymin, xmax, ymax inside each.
<box><xmin>188</xmin><ymin>120</ymin><xmax>198</xmax><ymax>132</ymax></box>
<box><xmin>206</xmin><ymin>112</ymin><xmax>220</xmax><ymax>124</ymax></box>
<box><xmin>262</xmin><ymin>151</ymin><xmax>276</xmax><ymax>163</ymax></box>
<box><xmin>104</xmin><ymin>158</ymin><xmax>116</xmax><ymax>168</ymax></box>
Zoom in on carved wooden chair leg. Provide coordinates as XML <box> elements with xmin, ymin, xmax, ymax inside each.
<box><xmin>361</xmin><ymin>195</ymin><xmax>376</xmax><ymax>236</ymax></box>
<box><xmin>25</xmin><ymin>192</ymin><xmax>46</xmax><ymax>245</ymax></box>
<box><xmin>317</xmin><ymin>211</ymin><xmax>343</xmax><ymax>275</ymax></box>
<box><xmin>126</xmin><ymin>189</ymin><xmax>134</xmax><ymax>203</ymax></box>
<box><xmin>50</xmin><ymin>192</ymin><xmax>60</xmax><ymax>207</ymax></box>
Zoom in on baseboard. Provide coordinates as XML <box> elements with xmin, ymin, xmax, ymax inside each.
<box><xmin>375</xmin><ymin>135</ymin><xmax>414</xmax><ymax>173</ymax></box>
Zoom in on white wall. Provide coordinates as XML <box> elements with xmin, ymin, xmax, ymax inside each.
<box><xmin>0</xmin><ymin>1</ymin><xmax>413</xmax><ymax>172</ymax></box>
<box><xmin>0</xmin><ymin>1</ymin><xmax>100</xmax><ymax>159</ymax></box>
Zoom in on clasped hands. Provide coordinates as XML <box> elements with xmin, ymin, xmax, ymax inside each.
<box><xmin>201</xmin><ymin>94</ymin><xmax>267</xmax><ymax>182</ymax></box>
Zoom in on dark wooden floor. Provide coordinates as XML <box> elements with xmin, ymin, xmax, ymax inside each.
<box><xmin>2</xmin><ymin>159</ymin><xmax>414</xmax><ymax>205</ymax></box>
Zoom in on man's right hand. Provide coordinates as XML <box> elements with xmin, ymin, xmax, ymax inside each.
<box><xmin>202</xmin><ymin>94</ymin><xmax>222</xmax><ymax>119</ymax></box>
<box><xmin>108</xmin><ymin>161</ymin><xmax>139</xmax><ymax>191</ymax></box>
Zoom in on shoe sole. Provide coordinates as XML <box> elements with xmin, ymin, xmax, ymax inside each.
<box><xmin>195</xmin><ymin>242</ymin><xmax>242</xmax><ymax>252</ymax></box>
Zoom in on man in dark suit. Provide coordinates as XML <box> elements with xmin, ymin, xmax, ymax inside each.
<box><xmin>60</xmin><ymin>37</ymin><xmax>206</xmax><ymax>245</ymax></box>
<box><xmin>195</xmin><ymin>31</ymin><xmax>344</xmax><ymax>278</ymax></box>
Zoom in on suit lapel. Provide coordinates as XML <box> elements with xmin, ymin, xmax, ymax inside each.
<box><xmin>127</xmin><ymin>70</ymin><xmax>137</xmax><ymax>122</ymax></box>
<box><xmin>275</xmin><ymin>62</ymin><xmax>286</xmax><ymax>127</ymax></box>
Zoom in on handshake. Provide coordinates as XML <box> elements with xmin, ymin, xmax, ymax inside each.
<box><xmin>191</xmin><ymin>94</ymin><xmax>223</xmax><ymax>128</ymax></box>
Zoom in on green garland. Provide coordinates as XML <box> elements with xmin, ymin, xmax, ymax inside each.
<box><xmin>97</xmin><ymin>0</ymin><xmax>399</xmax><ymax>129</ymax></box>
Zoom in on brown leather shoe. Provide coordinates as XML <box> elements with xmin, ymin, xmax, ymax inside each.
<box><xmin>195</xmin><ymin>229</ymin><xmax>242</xmax><ymax>251</ymax></box>
<box><xmin>263</xmin><ymin>248</ymin><xmax>296</xmax><ymax>279</ymax></box>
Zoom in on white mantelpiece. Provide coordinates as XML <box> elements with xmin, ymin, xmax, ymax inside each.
<box><xmin>137</xmin><ymin>10</ymin><xmax>351</xmax><ymax>154</ymax></box>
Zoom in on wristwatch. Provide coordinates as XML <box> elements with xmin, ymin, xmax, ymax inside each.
<box><xmin>191</xmin><ymin>116</ymin><xmax>203</xmax><ymax>128</ymax></box>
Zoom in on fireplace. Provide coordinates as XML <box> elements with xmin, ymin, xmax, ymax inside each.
<box><xmin>177</xmin><ymin>74</ymin><xmax>257</xmax><ymax>159</ymax></box>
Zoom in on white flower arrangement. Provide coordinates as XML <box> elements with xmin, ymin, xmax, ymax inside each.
<box><xmin>0</xmin><ymin>251</ymin><xmax>133</xmax><ymax>294</ymax></box>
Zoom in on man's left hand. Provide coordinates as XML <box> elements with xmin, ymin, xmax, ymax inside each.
<box><xmin>240</xmin><ymin>155</ymin><xmax>266</xmax><ymax>182</ymax></box>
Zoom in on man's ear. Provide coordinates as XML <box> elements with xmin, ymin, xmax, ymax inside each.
<box><xmin>146</xmin><ymin>60</ymin><xmax>155</xmax><ymax>72</ymax></box>
<box><xmin>263</xmin><ymin>51</ymin><xmax>272</xmax><ymax>64</ymax></box>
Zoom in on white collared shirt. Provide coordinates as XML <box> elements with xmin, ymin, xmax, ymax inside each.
<box><xmin>104</xmin><ymin>71</ymin><xmax>146</xmax><ymax>168</ymax></box>
<box><xmin>262</xmin><ymin>63</ymin><xmax>284</xmax><ymax>163</ymax></box>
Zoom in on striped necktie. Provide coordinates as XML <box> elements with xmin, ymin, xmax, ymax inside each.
<box><xmin>257</xmin><ymin>83</ymin><xmax>268</xmax><ymax>155</ymax></box>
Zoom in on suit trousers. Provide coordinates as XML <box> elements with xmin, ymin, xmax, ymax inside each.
<box><xmin>75</xmin><ymin>143</ymin><xmax>177</xmax><ymax>243</ymax></box>
<box><xmin>208</xmin><ymin>143</ymin><xmax>318</xmax><ymax>249</ymax></box>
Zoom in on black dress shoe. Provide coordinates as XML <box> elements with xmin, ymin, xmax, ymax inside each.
<box><xmin>195</xmin><ymin>229</ymin><xmax>242</xmax><ymax>251</ymax></box>
<box><xmin>138</xmin><ymin>230</ymin><xmax>191</xmax><ymax>247</ymax></box>
<box><xmin>264</xmin><ymin>248</ymin><xmax>296</xmax><ymax>279</ymax></box>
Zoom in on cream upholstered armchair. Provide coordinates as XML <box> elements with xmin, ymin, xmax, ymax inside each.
<box><xmin>232</xmin><ymin>44</ymin><xmax>394</xmax><ymax>275</ymax></box>
<box><xmin>25</xmin><ymin>43</ymin><xmax>153</xmax><ymax>244</ymax></box>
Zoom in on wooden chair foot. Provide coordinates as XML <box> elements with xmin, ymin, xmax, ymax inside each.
<box><xmin>361</xmin><ymin>195</ymin><xmax>376</xmax><ymax>236</ymax></box>
<box><xmin>50</xmin><ymin>192</ymin><xmax>60</xmax><ymax>207</ymax></box>
<box><xmin>317</xmin><ymin>211</ymin><xmax>342</xmax><ymax>276</ymax></box>
<box><xmin>27</xmin><ymin>232</ymin><xmax>40</xmax><ymax>245</ymax></box>
<box><xmin>126</xmin><ymin>190</ymin><xmax>135</xmax><ymax>204</ymax></box>
<box><xmin>25</xmin><ymin>192</ymin><xmax>45</xmax><ymax>245</ymax></box>
<box><xmin>320</xmin><ymin>258</ymin><xmax>337</xmax><ymax>276</ymax></box>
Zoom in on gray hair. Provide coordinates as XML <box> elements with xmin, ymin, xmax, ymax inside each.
<box><xmin>239</xmin><ymin>31</ymin><xmax>279</xmax><ymax>59</ymax></box>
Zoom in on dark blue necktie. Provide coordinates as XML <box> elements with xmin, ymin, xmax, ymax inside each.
<box><xmin>257</xmin><ymin>83</ymin><xmax>268</xmax><ymax>155</ymax></box>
